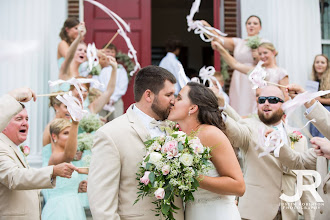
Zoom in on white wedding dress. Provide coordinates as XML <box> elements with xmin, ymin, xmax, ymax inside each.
<box><xmin>185</xmin><ymin>163</ymin><xmax>241</xmax><ymax>220</ymax></box>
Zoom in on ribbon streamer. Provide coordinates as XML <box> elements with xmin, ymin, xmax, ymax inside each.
<box><xmin>177</xmin><ymin>63</ymin><xmax>189</xmax><ymax>89</ymax></box>
<box><xmin>84</xmin><ymin>0</ymin><xmax>141</xmax><ymax>76</ymax></box>
<box><xmin>186</xmin><ymin>0</ymin><xmax>227</xmax><ymax>43</ymax></box>
<box><xmin>256</xmin><ymin>127</ymin><xmax>284</xmax><ymax>158</ymax></box>
<box><xmin>87</xmin><ymin>43</ymin><xmax>99</xmax><ymax>72</ymax></box>
<box><xmin>199</xmin><ymin>66</ymin><xmax>223</xmax><ymax>93</ymax></box>
<box><xmin>282</xmin><ymin>90</ymin><xmax>330</xmax><ymax>119</ymax></box>
<box><xmin>56</xmin><ymin>92</ymin><xmax>88</xmax><ymax>121</ymax></box>
<box><xmin>49</xmin><ymin>77</ymin><xmax>105</xmax><ymax>107</ymax></box>
<box><xmin>248</xmin><ymin>61</ymin><xmax>267</xmax><ymax>89</ymax></box>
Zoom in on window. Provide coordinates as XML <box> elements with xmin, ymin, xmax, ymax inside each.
<box><xmin>321</xmin><ymin>0</ymin><xmax>330</xmax><ymax>57</ymax></box>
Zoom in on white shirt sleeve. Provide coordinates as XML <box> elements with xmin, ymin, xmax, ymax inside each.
<box><xmin>110</xmin><ymin>65</ymin><xmax>129</xmax><ymax>102</ymax></box>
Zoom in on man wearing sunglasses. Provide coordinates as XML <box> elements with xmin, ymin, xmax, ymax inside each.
<box><xmin>216</xmin><ymin>85</ymin><xmax>315</xmax><ymax>220</ymax></box>
<box><xmin>270</xmin><ymin>83</ymin><xmax>330</xmax><ymax>220</ymax></box>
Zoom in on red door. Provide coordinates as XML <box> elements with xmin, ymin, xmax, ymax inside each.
<box><xmin>84</xmin><ymin>0</ymin><xmax>151</xmax><ymax>111</ymax></box>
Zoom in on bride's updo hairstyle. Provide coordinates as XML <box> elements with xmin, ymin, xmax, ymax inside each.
<box><xmin>187</xmin><ymin>82</ymin><xmax>226</xmax><ymax>133</ymax></box>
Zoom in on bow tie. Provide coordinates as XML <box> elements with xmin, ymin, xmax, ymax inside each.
<box><xmin>149</xmin><ymin>119</ymin><xmax>168</xmax><ymax>129</ymax></box>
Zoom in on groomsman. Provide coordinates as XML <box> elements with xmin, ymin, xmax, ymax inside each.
<box><xmin>0</xmin><ymin>87</ymin><xmax>78</xmax><ymax>220</ymax></box>
<box><xmin>275</xmin><ymin>84</ymin><xmax>330</xmax><ymax>220</ymax></box>
<box><xmin>217</xmin><ymin>86</ymin><xmax>315</xmax><ymax>220</ymax></box>
<box><xmin>88</xmin><ymin>66</ymin><xmax>184</xmax><ymax>220</ymax></box>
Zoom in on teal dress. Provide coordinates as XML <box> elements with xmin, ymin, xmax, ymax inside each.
<box><xmin>41</xmin><ymin>144</ymin><xmax>52</xmax><ymax>203</ymax></box>
<box><xmin>74</xmin><ymin>101</ymin><xmax>92</xmax><ymax>209</ymax></box>
<box><xmin>41</xmin><ymin>171</ymin><xmax>86</xmax><ymax>220</ymax></box>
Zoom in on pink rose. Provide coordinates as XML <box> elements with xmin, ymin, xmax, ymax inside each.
<box><xmin>161</xmin><ymin>140</ymin><xmax>179</xmax><ymax>159</ymax></box>
<box><xmin>162</xmin><ymin>165</ymin><xmax>170</xmax><ymax>175</ymax></box>
<box><xmin>140</xmin><ymin>171</ymin><xmax>150</xmax><ymax>185</ymax></box>
<box><xmin>154</xmin><ymin>188</ymin><xmax>165</xmax><ymax>199</ymax></box>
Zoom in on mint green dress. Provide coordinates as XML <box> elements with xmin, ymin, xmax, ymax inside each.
<box><xmin>41</xmin><ymin>144</ymin><xmax>52</xmax><ymax>203</ymax></box>
<box><xmin>41</xmin><ymin>171</ymin><xmax>86</xmax><ymax>220</ymax></box>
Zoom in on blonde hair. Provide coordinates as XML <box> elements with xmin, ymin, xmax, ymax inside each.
<box><xmin>259</xmin><ymin>42</ymin><xmax>278</xmax><ymax>56</ymax></box>
<box><xmin>49</xmin><ymin>118</ymin><xmax>71</xmax><ymax>137</ymax></box>
<box><xmin>49</xmin><ymin>91</ymin><xmax>63</xmax><ymax>108</ymax></box>
<box><xmin>312</xmin><ymin>54</ymin><xmax>330</xmax><ymax>98</ymax></box>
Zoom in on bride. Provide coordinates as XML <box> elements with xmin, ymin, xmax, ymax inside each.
<box><xmin>168</xmin><ymin>82</ymin><xmax>245</xmax><ymax>219</ymax></box>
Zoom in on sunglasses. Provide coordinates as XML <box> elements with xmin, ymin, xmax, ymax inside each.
<box><xmin>258</xmin><ymin>96</ymin><xmax>284</xmax><ymax>104</ymax></box>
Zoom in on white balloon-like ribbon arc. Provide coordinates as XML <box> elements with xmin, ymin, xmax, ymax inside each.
<box><xmin>83</xmin><ymin>0</ymin><xmax>141</xmax><ymax>76</ymax></box>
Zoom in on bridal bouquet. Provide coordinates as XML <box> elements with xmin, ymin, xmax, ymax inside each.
<box><xmin>135</xmin><ymin>130</ymin><xmax>212</xmax><ymax>219</ymax></box>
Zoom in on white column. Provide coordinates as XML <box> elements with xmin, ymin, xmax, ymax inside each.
<box><xmin>0</xmin><ymin>0</ymin><xmax>67</xmax><ymax>167</ymax></box>
<box><xmin>240</xmin><ymin>0</ymin><xmax>321</xmax><ymax>86</ymax></box>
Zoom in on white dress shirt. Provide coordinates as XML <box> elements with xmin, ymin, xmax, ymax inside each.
<box><xmin>132</xmin><ymin>105</ymin><xmax>165</xmax><ymax>138</ymax></box>
<box><xmin>94</xmin><ymin>64</ymin><xmax>129</xmax><ymax>102</ymax></box>
<box><xmin>159</xmin><ymin>52</ymin><xmax>184</xmax><ymax>95</ymax></box>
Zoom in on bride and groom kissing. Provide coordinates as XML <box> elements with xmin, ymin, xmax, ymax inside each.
<box><xmin>87</xmin><ymin>65</ymin><xmax>244</xmax><ymax>219</ymax></box>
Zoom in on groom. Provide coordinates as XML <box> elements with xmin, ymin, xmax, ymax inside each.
<box><xmin>88</xmin><ymin>66</ymin><xmax>184</xmax><ymax>219</ymax></box>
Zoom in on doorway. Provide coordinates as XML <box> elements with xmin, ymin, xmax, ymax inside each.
<box><xmin>151</xmin><ymin>0</ymin><xmax>214</xmax><ymax>79</ymax></box>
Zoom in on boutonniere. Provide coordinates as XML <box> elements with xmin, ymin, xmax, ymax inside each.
<box><xmin>19</xmin><ymin>145</ymin><xmax>30</xmax><ymax>157</ymax></box>
<box><xmin>288</xmin><ymin>131</ymin><xmax>303</xmax><ymax>149</ymax></box>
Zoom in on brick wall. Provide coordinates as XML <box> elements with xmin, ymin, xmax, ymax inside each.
<box><xmin>223</xmin><ymin>0</ymin><xmax>241</xmax><ymax>93</ymax></box>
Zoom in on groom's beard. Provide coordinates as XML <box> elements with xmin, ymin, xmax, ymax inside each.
<box><xmin>151</xmin><ymin>96</ymin><xmax>173</xmax><ymax>121</ymax></box>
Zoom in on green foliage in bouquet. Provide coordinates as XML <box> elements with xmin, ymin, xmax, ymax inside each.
<box><xmin>135</xmin><ymin>130</ymin><xmax>212</xmax><ymax>220</ymax></box>
<box><xmin>89</xmin><ymin>64</ymin><xmax>102</xmax><ymax>76</ymax></box>
<box><xmin>246</xmin><ymin>36</ymin><xmax>261</xmax><ymax>49</ymax></box>
<box><xmin>79</xmin><ymin>114</ymin><xmax>103</xmax><ymax>133</ymax></box>
<box><xmin>77</xmin><ymin>132</ymin><xmax>94</xmax><ymax>152</ymax></box>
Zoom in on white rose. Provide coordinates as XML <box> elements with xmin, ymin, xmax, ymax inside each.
<box><xmin>151</xmin><ymin>142</ymin><xmax>162</xmax><ymax>151</ymax></box>
<box><xmin>179</xmin><ymin>153</ymin><xmax>194</xmax><ymax>167</ymax></box>
<box><xmin>149</xmin><ymin>152</ymin><xmax>162</xmax><ymax>165</ymax></box>
<box><xmin>173</xmin><ymin>131</ymin><xmax>187</xmax><ymax>143</ymax></box>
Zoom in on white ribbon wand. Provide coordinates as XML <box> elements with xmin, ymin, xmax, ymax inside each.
<box><xmin>187</xmin><ymin>0</ymin><xmax>227</xmax><ymax>43</ymax></box>
<box><xmin>248</xmin><ymin>61</ymin><xmax>287</xmax><ymax>89</ymax></box>
<box><xmin>198</xmin><ymin>66</ymin><xmax>223</xmax><ymax>92</ymax></box>
<box><xmin>87</xmin><ymin>43</ymin><xmax>99</xmax><ymax>72</ymax></box>
<box><xmin>84</xmin><ymin>0</ymin><xmax>141</xmax><ymax>76</ymax></box>
<box><xmin>177</xmin><ymin>63</ymin><xmax>189</xmax><ymax>89</ymax></box>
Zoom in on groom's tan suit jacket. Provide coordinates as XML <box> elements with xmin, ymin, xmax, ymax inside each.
<box><xmin>276</xmin><ymin>101</ymin><xmax>330</xmax><ymax>220</ymax></box>
<box><xmin>88</xmin><ymin>105</ymin><xmax>184</xmax><ymax>220</ymax></box>
<box><xmin>224</xmin><ymin>106</ymin><xmax>315</xmax><ymax>220</ymax></box>
<box><xmin>0</xmin><ymin>95</ymin><xmax>55</xmax><ymax>220</ymax></box>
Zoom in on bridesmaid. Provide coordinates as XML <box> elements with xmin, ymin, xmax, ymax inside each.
<box><xmin>42</xmin><ymin>119</ymin><xmax>86</xmax><ymax>220</ymax></box>
<box><xmin>57</xmin><ymin>17</ymin><xmax>80</xmax><ymax>68</ymax></box>
<box><xmin>203</xmin><ymin>15</ymin><xmax>268</xmax><ymax>116</ymax></box>
<box><xmin>310</xmin><ymin>54</ymin><xmax>330</xmax><ymax>137</ymax></box>
<box><xmin>211</xmin><ymin>41</ymin><xmax>289</xmax><ymax>109</ymax></box>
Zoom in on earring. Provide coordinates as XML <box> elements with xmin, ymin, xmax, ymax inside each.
<box><xmin>188</xmin><ymin>111</ymin><xmax>191</xmax><ymax>116</ymax></box>
<box><xmin>54</xmin><ymin>140</ymin><xmax>57</xmax><ymax>143</ymax></box>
